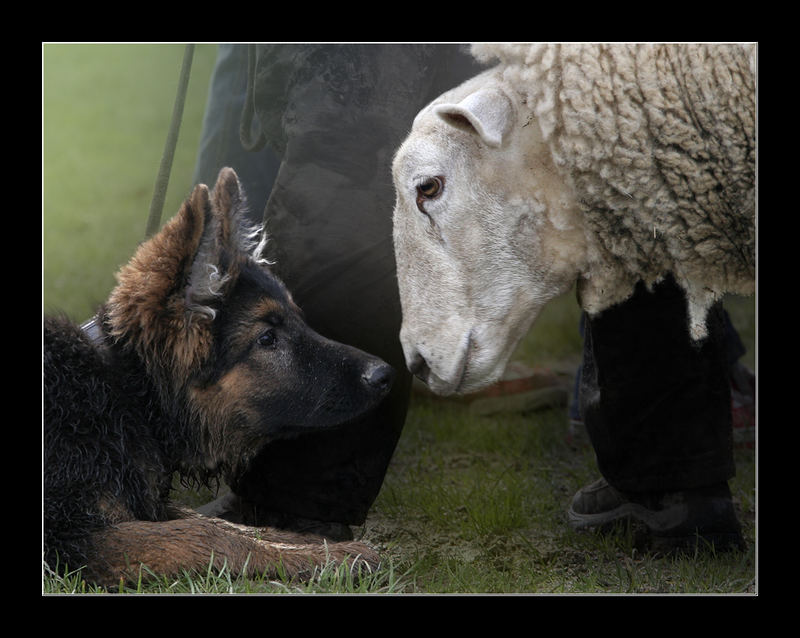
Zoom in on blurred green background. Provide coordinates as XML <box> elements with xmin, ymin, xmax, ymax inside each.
<box><xmin>43</xmin><ymin>43</ymin><xmax>218</xmax><ymax>322</ymax></box>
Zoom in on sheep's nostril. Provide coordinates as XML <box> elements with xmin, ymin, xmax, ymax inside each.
<box><xmin>408</xmin><ymin>351</ymin><xmax>430</xmax><ymax>384</ymax></box>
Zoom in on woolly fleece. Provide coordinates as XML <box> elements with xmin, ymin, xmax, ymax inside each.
<box><xmin>471</xmin><ymin>43</ymin><xmax>756</xmax><ymax>339</ymax></box>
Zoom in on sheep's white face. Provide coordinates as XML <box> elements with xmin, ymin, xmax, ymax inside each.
<box><xmin>392</xmin><ymin>78</ymin><xmax>586</xmax><ymax>395</ymax></box>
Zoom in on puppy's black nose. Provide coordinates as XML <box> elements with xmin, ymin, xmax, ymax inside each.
<box><xmin>362</xmin><ymin>361</ymin><xmax>395</xmax><ymax>393</ymax></box>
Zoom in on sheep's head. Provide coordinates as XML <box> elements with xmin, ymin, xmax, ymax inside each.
<box><xmin>391</xmin><ymin>73</ymin><xmax>586</xmax><ymax>396</ymax></box>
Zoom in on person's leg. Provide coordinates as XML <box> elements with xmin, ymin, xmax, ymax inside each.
<box><xmin>195</xmin><ymin>44</ymin><xmax>486</xmax><ymax>534</ymax></box>
<box><xmin>192</xmin><ymin>44</ymin><xmax>281</xmax><ymax>223</ymax></box>
<box><xmin>569</xmin><ymin>275</ymin><xmax>744</xmax><ymax>550</ymax></box>
<box><xmin>568</xmin><ymin>307</ymin><xmax>755</xmax><ymax>451</ymax></box>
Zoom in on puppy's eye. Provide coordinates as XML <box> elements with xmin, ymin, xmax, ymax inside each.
<box><xmin>258</xmin><ymin>329</ymin><xmax>277</xmax><ymax>348</ymax></box>
<box><xmin>416</xmin><ymin>176</ymin><xmax>444</xmax><ymax>200</ymax></box>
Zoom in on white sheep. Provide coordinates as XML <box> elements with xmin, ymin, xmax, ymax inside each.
<box><xmin>392</xmin><ymin>43</ymin><xmax>755</xmax><ymax>396</ymax></box>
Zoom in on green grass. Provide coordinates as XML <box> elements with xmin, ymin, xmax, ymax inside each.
<box><xmin>366</xmin><ymin>379</ymin><xmax>756</xmax><ymax>594</ymax></box>
<box><xmin>42</xmin><ymin>44</ymin><xmax>757</xmax><ymax>595</ymax></box>
<box><xmin>43</xmin><ymin>554</ymin><xmax>412</xmax><ymax>595</ymax></box>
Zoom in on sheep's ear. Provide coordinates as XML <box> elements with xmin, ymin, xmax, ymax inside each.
<box><xmin>434</xmin><ymin>87</ymin><xmax>515</xmax><ymax>148</ymax></box>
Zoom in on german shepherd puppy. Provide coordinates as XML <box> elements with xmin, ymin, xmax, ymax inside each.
<box><xmin>43</xmin><ymin>168</ymin><xmax>394</xmax><ymax>587</ymax></box>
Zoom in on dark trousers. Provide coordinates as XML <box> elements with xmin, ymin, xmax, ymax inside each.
<box><xmin>580</xmin><ymin>275</ymin><xmax>737</xmax><ymax>494</ymax></box>
<box><xmin>193</xmin><ymin>44</ymin><xmax>485</xmax><ymax>525</ymax></box>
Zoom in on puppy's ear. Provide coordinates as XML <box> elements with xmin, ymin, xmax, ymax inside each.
<box><xmin>210</xmin><ymin>167</ymin><xmax>247</xmax><ymax>262</ymax></box>
<box><xmin>434</xmin><ymin>87</ymin><xmax>515</xmax><ymax>148</ymax></box>
<box><xmin>186</xmin><ymin>168</ymin><xmax>252</xmax><ymax>317</ymax></box>
<box><xmin>107</xmin><ymin>180</ymin><xmax>214</xmax><ymax>372</ymax></box>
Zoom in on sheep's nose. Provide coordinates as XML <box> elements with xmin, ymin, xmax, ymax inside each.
<box><xmin>407</xmin><ymin>350</ymin><xmax>431</xmax><ymax>385</ymax></box>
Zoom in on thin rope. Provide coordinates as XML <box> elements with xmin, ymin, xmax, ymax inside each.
<box><xmin>144</xmin><ymin>44</ymin><xmax>195</xmax><ymax>239</ymax></box>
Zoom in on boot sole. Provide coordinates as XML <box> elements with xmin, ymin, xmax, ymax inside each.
<box><xmin>568</xmin><ymin>501</ymin><xmax>746</xmax><ymax>553</ymax></box>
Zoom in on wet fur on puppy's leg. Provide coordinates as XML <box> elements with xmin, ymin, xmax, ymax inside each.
<box><xmin>87</xmin><ymin>512</ymin><xmax>380</xmax><ymax>587</ymax></box>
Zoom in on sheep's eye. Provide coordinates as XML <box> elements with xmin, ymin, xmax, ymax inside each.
<box><xmin>258</xmin><ymin>329</ymin><xmax>277</xmax><ymax>348</ymax></box>
<box><xmin>417</xmin><ymin>176</ymin><xmax>444</xmax><ymax>200</ymax></box>
<box><xmin>416</xmin><ymin>176</ymin><xmax>445</xmax><ymax>216</ymax></box>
